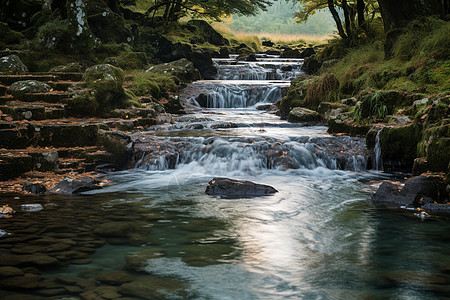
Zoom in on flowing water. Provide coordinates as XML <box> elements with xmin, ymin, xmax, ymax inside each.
<box><xmin>1</xmin><ymin>56</ymin><xmax>449</xmax><ymax>299</ymax></box>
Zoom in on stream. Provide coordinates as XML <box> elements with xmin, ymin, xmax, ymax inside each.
<box><xmin>0</xmin><ymin>54</ymin><xmax>449</xmax><ymax>299</ymax></box>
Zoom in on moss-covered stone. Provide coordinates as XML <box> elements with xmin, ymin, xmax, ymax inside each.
<box><xmin>0</xmin><ymin>55</ymin><xmax>28</xmax><ymax>74</ymax></box>
<box><xmin>186</xmin><ymin>20</ymin><xmax>229</xmax><ymax>46</ymax></box>
<box><xmin>83</xmin><ymin>64</ymin><xmax>127</xmax><ymax>113</ymax></box>
<box><xmin>104</xmin><ymin>52</ymin><xmax>148</xmax><ymax>70</ymax></box>
<box><xmin>288</xmin><ymin>107</ymin><xmax>320</xmax><ymax>123</ymax></box>
<box><xmin>379</xmin><ymin>124</ymin><xmax>421</xmax><ymax>172</ymax></box>
<box><xmin>88</xmin><ymin>11</ymin><xmax>133</xmax><ymax>44</ymax></box>
<box><xmin>278</xmin><ymin>75</ymin><xmax>312</xmax><ymax>117</ymax></box>
<box><xmin>9</xmin><ymin>80</ymin><xmax>51</xmax><ymax>97</ymax></box>
<box><xmin>147</xmin><ymin>58</ymin><xmax>201</xmax><ymax>84</ymax></box>
<box><xmin>417</xmin><ymin>123</ymin><xmax>450</xmax><ymax>173</ymax></box>
<box><xmin>0</xmin><ymin>22</ymin><xmax>23</xmax><ymax>45</ymax></box>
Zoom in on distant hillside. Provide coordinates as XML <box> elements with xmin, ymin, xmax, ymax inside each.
<box><xmin>229</xmin><ymin>1</ymin><xmax>336</xmax><ymax>35</ymax></box>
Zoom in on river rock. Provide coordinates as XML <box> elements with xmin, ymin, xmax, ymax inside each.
<box><xmin>20</xmin><ymin>204</ymin><xmax>43</xmax><ymax>211</ymax></box>
<box><xmin>50</xmin><ymin>62</ymin><xmax>85</xmax><ymax>73</ymax></box>
<box><xmin>262</xmin><ymin>40</ymin><xmax>275</xmax><ymax>47</ymax></box>
<box><xmin>280</xmin><ymin>49</ymin><xmax>301</xmax><ymax>58</ymax></box>
<box><xmin>288</xmin><ymin>107</ymin><xmax>320</xmax><ymax>123</ymax></box>
<box><xmin>118</xmin><ymin>277</ymin><xmax>188</xmax><ymax>299</ymax></box>
<box><xmin>205</xmin><ymin>178</ymin><xmax>278</xmax><ymax>198</ymax></box>
<box><xmin>9</xmin><ymin>80</ymin><xmax>51</xmax><ymax>96</ymax></box>
<box><xmin>48</xmin><ymin>178</ymin><xmax>102</xmax><ymax>194</ymax></box>
<box><xmin>372</xmin><ymin>174</ymin><xmax>449</xmax><ymax>213</ymax></box>
<box><xmin>302</xmin><ymin>57</ymin><xmax>321</xmax><ymax>75</ymax></box>
<box><xmin>125</xmin><ymin>248</ymin><xmax>166</xmax><ymax>271</ymax></box>
<box><xmin>148</xmin><ymin>58</ymin><xmax>201</xmax><ymax>83</ymax></box>
<box><xmin>299</xmin><ymin>47</ymin><xmax>316</xmax><ymax>58</ymax></box>
<box><xmin>22</xmin><ymin>182</ymin><xmax>48</xmax><ymax>195</ymax></box>
<box><xmin>0</xmin><ymin>266</ymin><xmax>24</xmax><ymax>278</ymax></box>
<box><xmin>95</xmin><ymin>270</ymin><xmax>133</xmax><ymax>285</ymax></box>
<box><xmin>0</xmin><ymin>55</ymin><xmax>28</xmax><ymax>74</ymax></box>
<box><xmin>0</xmin><ymin>273</ymin><xmax>42</xmax><ymax>290</ymax></box>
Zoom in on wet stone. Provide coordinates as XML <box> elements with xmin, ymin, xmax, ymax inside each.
<box><xmin>64</xmin><ymin>285</ymin><xmax>84</xmax><ymax>293</ymax></box>
<box><xmin>0</xmin><ymin>266</ymin><xmax>24</xmax><ymax>278</ymax></box>
<box><xmin>118</xmin><ymin>277</ymin><xmax>188</xmax><ymax>299</ymax></box>
<box><xmin>0</xmin><ymin>273</ymin><xmax>42</xmax><ymax>289</ymax></box>
<box><xmin>95</xmin><ymin>270</ymin><xmax>133</xmax><ymax>285</ymax></box>
<box><xmin>71</xmin><ymin>258</ymin><xmax>92</xmax><ymax>264</ymax></box>
<box><xmin>35</xmin><ymin>288</ymin><xmax>66</xmax><ymax>296</ymax></box>
<box><xmin>125</xmin><ymin>248</ymin><xmax>166</xmax><ymax>271</ymax></box>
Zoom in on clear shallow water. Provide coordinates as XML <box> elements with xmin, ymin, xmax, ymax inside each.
<box><xmin>1</xmin><ymin>58</ymin><xmax>449</xmax><ymax>299</ymax></box>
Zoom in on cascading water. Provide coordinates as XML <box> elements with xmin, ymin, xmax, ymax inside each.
<box><xmin>3</xmin><ymin>53</ymin><xmax>447</xmax><ymax>300</ymax></box>
<box><xmin>375</xmin><ymin>128</ymin><xmax>383</xmax><ymax>170</ymax></box>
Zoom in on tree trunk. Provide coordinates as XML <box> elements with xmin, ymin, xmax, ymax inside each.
<box><xmin>377</xmin><ymin>0</ymin><xmax>446</xmax><ymax>32</ymax></box>
<box><xmin>357</xmin><ymin>0</ymin><xmax>366</xmax><ymax>29</ymax></box>
<box><xmin>342</xmin><ymin>0</ymin><xmax>352</xmax><ymax>38</ymax></box>
<box><xmin>327</xmin><ymin>0</ymin><xmax>347</xmax><ymax>39</ymax></box>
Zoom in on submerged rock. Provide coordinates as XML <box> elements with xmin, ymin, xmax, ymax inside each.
<box><xmin>205</xmin><ymin>178</ymin><xmax>278</xmax><ymax>198</ymax></box>
<box><xmin>20</xmin><ymin>204</ymin><xmax>43</xmax><ymax>212</ymax></box>
<box><xmin>372</xmin><ymin>174</ymin><xmax>449</xmax><ymax>214</ymax></box>
<box><xmin>48</xmin><ymin>178</ymin><xmax>102</xmax><ymax>194</ymax></box>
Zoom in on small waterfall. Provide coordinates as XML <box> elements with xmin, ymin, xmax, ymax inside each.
<box><xmin>374</xmin><ymin>129</ymin><xmax>383</xmax><ymax>171</ymax></box>
<box><xmin>195</xmin><ymin>84</ymin><xmax>284</xmax><ymax>108</ymax></box>
<box><xmin>216</xmin><ymin>64</ymin><xmax>275</xmax><ymax>80</ymax></box>
<box><xmin>131</xmin><ymin>135</ymin><xmax>370</xmax><ymax>175</ymax></box>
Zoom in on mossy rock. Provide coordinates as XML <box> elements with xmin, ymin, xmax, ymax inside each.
<box><xmin>50</xmin><ymin>62</ymin><xmax>86</xmax><ymax>72</ymax></box>
<box><xmin>68</xmin><ymin>94</ymin><xmax>99</xmax><ymax>116</ymax></box>
<box><xmin>0</xmin><ymin>55</ymin><xmax>28</xmax><ymax>74</ymax></box>
<box><xmin>186</xmin><ymin>20</ymin><xmax>229</xmax><ymax>46</ymax></box>
<box><xmin>288</xmin><ymin>107</ymin><xmax>320</xmax><ymax>123</ymax></box>
<box><xmin>83</xmin><ymin>64</ymin><xmax>127</xmax><ymax>112</ymax></box>
<box><xmin>88</xmin><ymin>11</ymin><xmax>133</xmax><ymax>44</ymax></box>
<box><xmin>380</xmin><ymin>124</ymin><xmax>421</xmax><ymax>172</ymax></box>
<box><xmin>147</xmin><ymin>58</ymin><xmax>201</xmax><ymax>83</ymax></box>
<box><xmin>104</xmin><ymin>52</ymin><xmax>148</xmax><ymax>70</ymax></box>
<box><xmin>417</xmin><ymin>123</ymin><xmax>450</xmax><ymax>173</ymax></box>
<box><xmin>279</xmin><ymin>76</ymin><xmax>312</xmax><ymax>117</ymax></box>
<box><xmin>0</xmin><ymin>22</ymin><xmax>23</xmax><ymax>44</ymax></box>
<box><xmin>9</xmin><ymin>80</ymin><xmax>51</xmax><ymax>97</ymax></box>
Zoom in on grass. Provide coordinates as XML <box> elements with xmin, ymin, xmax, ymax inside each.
<box><xmin>211</xmin><ymin>22</ymin><xmax>330</xmax><ymax>47</ymax></box>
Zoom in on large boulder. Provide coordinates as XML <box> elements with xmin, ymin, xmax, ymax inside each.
<box><xmin>288</xmin><ymin>107</ymin><xmax>320</xmax><ymax>123</ymax></box>
<box><xmin>88</xmin><ymin>11</ymin><xmax>133</xmax><ymax>44</ymax></box>
<box><xmin>0</xmin><ymin>22</ymin><xmax>23</xmax><ymax>45</ymax></box>
<box><xmin>0</xmin><ymin>55</ymin><xmax>28</xmax><ymax>74</ymax></box>
<box><xmin>205</xmin><ymin>178</ymin><xmax>278</xmax><ymax>198</ymax></box>
<box><xmin>372</xmin><ymin>174</ymin><xmax>449</xmax><ymax>214</ymax></box>
<box><xmin>9</xmin><ymin>80</ymin><xmax>51</xmax><ymax>96</ymax></box>
<box><xmin>147</xmin><ymin>58</ymin><xmax>201</xmax><ymax>83</ymax></box>
<box><xmin>186</xmin><ymin>20</ymin><xmax>229</xmax><ymax>46</ymax></box>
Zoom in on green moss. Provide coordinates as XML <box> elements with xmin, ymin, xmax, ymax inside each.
<box><xmin>380</xmin><ymin>124</ymin><xmax>421</xmax><ymax>171</ymax></box>
<box><xmin>417</xmin><ymin>123</ymin><xmax>450</xmax><ymax>172</ymax></box>
<box><xmin>278</xmin><ymin>76</ymin><xmax>312</xmax><ymax>117</ymax></box>
<box><xmin>68</xmin><ymin>94</ymin><xmax>99</xmax><ymax>116</ymax></box>
<box><xmin>104</xmin><ymin>52</ymin><xmax>149</xmax><ymax>70</ymax></box>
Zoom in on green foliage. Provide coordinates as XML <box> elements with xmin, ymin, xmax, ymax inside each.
<box><xmin>35</xmin><ymin>19</ymin><xmax>71</xmax><ymax>51</ymax></box>
<box><xmin>304</xmin><ymin>73</ymin><xmax>340</xmax><ymax>109</ymax></box>
<box><xmin>361</xmin><ymin>90</ymin><xmax>388</xmax><ymax>119</ymax></box>
<box><xmin>133</xmin><ymin>75</ymin><xmax>161</xmax><ymax>98</ymax></box>
<box><xmin>127</xmin><ymin>70</ymin><xmax>178</xmax><ymax>99</ymax></box>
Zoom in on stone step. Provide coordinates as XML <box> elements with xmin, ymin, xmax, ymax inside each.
<box><xmin>0</xmin><ymin>74</ymin><xmax>58</xmax><ymax>86</ymax></box>
<box><xmin>48</xmin><ymin>72</ymin><xmax>84</xmax><ymax>82</ymax></box>
<box><xmin>0</xmin><ymin>84</ymin><xmax>7</xmax><ymax>96</ymax></box>
<box><xmin>0</xmin><ymin>149</ymin><xmax>59</xmax><ymax>180</ymax></box>
<box><xmin>0</xmin><ymin>121</ymin><xmax>99</xmax><ymax>149</ymax></box>
<box><xmin>0</xmin><ymin>102</ymin><xmax>67</xmax><ymax>120</ymax></box>
<box><xmin>0</xmin><ymin>94</ymin><xmax>14</xmax><ymax>105</ymax></box>
<box><xmin>47</xmin><ymin>80</ymin><xmax>78</xmax><ymax>92</ymax></box>
<box><xmin>16</xmin><ymin>91</ymin><xmax>69</xmax><ymax>103</ymax></box>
